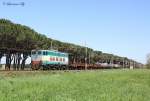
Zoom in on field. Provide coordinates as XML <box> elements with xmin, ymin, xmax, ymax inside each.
<box><xmin>0</xmin><ymin>70</ymin><xmax>150</xmax><ymax>101</ymax></box>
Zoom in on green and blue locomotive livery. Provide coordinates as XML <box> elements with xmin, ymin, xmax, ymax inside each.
<box><xmin>31</xmin><ymin>50</ymin><xmax>69</xmax><ymax>70</ymax></box>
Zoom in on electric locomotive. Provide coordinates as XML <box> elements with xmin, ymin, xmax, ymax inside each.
<box><xmin>31</xmin><ymin>50</ymin><xmax>69</xmax><ymax>70</ymax></box>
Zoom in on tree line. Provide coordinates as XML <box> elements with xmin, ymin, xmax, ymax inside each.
<box><xmin>0</xmin><ymin>19</ymin><xmax>143</xmax><ymax>70</ymax></box>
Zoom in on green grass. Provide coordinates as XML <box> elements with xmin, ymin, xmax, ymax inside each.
<box><xmin>0</xmin><ymin>69</ymin><xmax>150</xmax><ymax>101</ymax></box>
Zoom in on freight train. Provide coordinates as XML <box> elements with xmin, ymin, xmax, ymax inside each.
<box><xmin>31</xmin><ymin>49</ymin><xmax>138</xmax><ymax>70</ymax></box>
<box><xmin>31</xmin><ymin>49</ymin><xmax>103</xmax><ymax>70</ymax></box>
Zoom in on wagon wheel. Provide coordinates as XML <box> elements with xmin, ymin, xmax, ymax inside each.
<box><xmin>31</xmin><ymin>64</ymin><xmax>41</xmax><ymax>70</ymax></box>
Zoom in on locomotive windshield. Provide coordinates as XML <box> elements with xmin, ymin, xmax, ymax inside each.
<box><xmin>31</xmin><ymin>51</ymin><xmax>36</xmax><ymax>55</ymax></box>
<box><xmin>38</xmin><ymin>51</ymin><xmax>42</xmax><ymax>55</ymax></box>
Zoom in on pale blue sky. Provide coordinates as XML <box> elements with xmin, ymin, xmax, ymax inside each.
<box><xmin>0</xmin><ymin>0</ymin><xmax>150</xmax><ymax>63</ymax></box>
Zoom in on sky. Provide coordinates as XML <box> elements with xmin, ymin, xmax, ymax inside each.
<box><xmin>0</xmin><ymin>0</ymin><xmax>150</xmax><ymax>64</ymax></box>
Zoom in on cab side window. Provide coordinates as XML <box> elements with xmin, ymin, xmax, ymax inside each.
<box><xmin>46</xmin><ymin>51</ymin><xmax>48</xmax><ymax>55</ymax></box>
<box><xmin>43</xmin><ymin>51</ymin><xmax>48</xmax><ymax>55</ymax></box>
<box><xmin>43</xmin><ymin>51</ymin><xmax>46</xmax><ymax>55</ymax></box>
